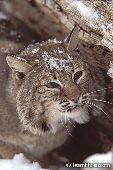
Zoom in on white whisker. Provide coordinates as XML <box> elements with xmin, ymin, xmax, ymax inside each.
<box><xmin>64</xmin><ymin>112</ymin><xmax>76</xmax><ymax>128</ymax></box>
<box><xmin>83</xmin><ymin>87</ymin><xmax>111</xmax><ymax>97</ymax></box>
<box><xmin>86</xmin><ymin>101</ymin><xmax>101</xmax><ymax>115</ymax></box>
<box><xmin>64</xmin><ymin>114</ymin><xmax>67</xmax><ymax>124</ymax></box>
<box><xmin>67</xmin><ymin>118</ymin><xmax>76</xmax><ymax>128</ymax></box>
<box><xmin>91</xmin><ymin>99</ymin><xmax>113</xmax><ymax>105</ymax></box>
<box><xmin>87</xmin><ymin>101</ymin><xmax>110</xmax><ymax>119</ymax></box>
<box><xmin>65</xmin><ymin>125</ymin><xmax>73</xmax><ymax>137</ymax></box>
<box><xmin>60</xmin><ymin>113</ymin><xmax>73</xmax><ymax>137</ymax></box>
<box><xmin>83</xmin><ymin>100</ymin><xmax>113</xmax><ymax>124</ymax></box>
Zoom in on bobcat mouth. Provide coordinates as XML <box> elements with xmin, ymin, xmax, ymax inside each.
<box><xmin>59</xmin><ymin>100</ymin><xmax>85</xmax><ymax>112</ymax></box>
<box><xmin>41</xmin><ymin>121</ymin><xmax>50</xmax><ymax>132</ymax></box>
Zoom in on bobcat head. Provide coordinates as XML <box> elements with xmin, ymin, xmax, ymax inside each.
<box><xmin>6</xmin><ymin>29</ymin><xmax>105</xmax><ymax>135</ymax></box>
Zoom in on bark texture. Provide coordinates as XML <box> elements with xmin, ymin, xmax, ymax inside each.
<box><xmin>3</xmin><ymin>0</ymin><xmax>113</xmax><ymax>77</ymax></box>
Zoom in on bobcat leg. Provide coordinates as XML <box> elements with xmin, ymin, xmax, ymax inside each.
<box><xmin>0</xmin><ymin>141</ymin><xmax>42</xmax><ymax>165</ymax></box>
<box><xmin>0</xmin><ymin>141</ymin><xmax>20</xmax><ymax>159</ymax></box>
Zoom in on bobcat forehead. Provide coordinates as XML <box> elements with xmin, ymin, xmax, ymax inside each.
<box><xmin>16</xmin><ymin>40</ymin><xmax>75</xmax><ymax>72</ymax></box>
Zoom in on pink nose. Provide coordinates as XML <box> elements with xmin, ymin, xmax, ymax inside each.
<box><xmin>70</xmin><ymin>96</ymin><xmax>80</xmax><ymax>102</ymax></box>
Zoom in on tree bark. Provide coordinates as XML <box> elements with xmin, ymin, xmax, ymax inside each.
<box><xmin>53</xmin><ymin>0</ymin><xmax>113</xmax><ymax>51</ymax></box>
<box><xmin>3</xmin><ymin>0</ymin><xmax>113</xmax><ymax>76</ymax></box>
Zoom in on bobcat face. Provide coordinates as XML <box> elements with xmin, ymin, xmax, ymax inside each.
<box><xmin>7</xmin><ymin>40</ymin><xmax>105</xmax><ymax>135</ymax></box>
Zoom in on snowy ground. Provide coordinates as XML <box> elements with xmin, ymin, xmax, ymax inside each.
<box><xmin>0</xmin><ymin>153</ymin><xmax>46</xmax><ymax>170</ymax></box>
<box><xmin>84</xmin><ymin>151</ymin><xmax>113</xmax><ymax>164</ymax></box>
<box><xmin>83</xmin><ymin>151</ymin><xmax>113</xmax><ymax>170</ymax></box>
<box><xmin>0</xmin><ymin>153</ymin><xmax>69</xmax><ymax>170</ymax></box>
<box><xmin>0</xmin><ymin>152</ymin><xmax>112</xmax><ymax>170</ymax></box>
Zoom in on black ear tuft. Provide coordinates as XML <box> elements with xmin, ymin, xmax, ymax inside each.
<box><xmin>16</xmin><ymin>72</ymin><xmax>25</xmax><ymax>80</ymax></box>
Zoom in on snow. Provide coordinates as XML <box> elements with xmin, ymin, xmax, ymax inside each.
<box><xmin>108</xmin><ymin>67</ymin><xmax>113</xmax><ymax>78</ymax></box>
<box><xmin>107</xmin><ymin>62</ymin><xmax>113</xmax><ymax>78</ymax></box>
<box><xmin>42</xmin><ymin>51</ymin><xmax>72</xmax><ymax>71</ymax></box>
<box><xmin>35</xmin><ymin>59</ymin><xmax>40</xmax><ymax>63</ymax></box>
<box><xmin>0</xmin><ymin>153</ymin><xmax>69</xmax><ymax>170</ymax></box>
<box><xmin>0</xmin><ymin>12</ymin><xmax>8</xmax><ymax>20</ymax></box>
<box><xmin>101</xmin><ymin>23</ymin><xmax>113</xmax><ymax>32</ymax></box>
<box><xmin>84</xmin><ymin>152</ymin><xmax>113</xmax><ymax>164</ymax></box>
<box><xmin>84</xmin><ymin>152</ymin><xmax>113</xmax><ymax>170</ymax></box>
<box><xmin>48</xmin><ymin>38</ymin><xmax>59</xmax><ymax>43</ymax></box>
<box><xmin>66</xmin><ymin>0</ymin><xmax>99</xmax><ymax>23</ymax></box>
<box><xmin>32</xmin><ymin>48</ymin><xmax>40</xmax><ymax>54</ymax></box>
<box><xmin>58</xmin><ymin>47</ymin><xmax>63</xmax><ymax>54</ymax></box>
<box><xmin>10</xmin><ymin>30</ymin><xmax>17</xmax><ymax>36</ymax></box>
<box><xmin>0</xmin><ymin>152</ymin><xmax>112</xmax><ymax>170</ymax></box>
<box><xmin>16</xmin><ymin>57</ymin><xmax>28</xmax><ymax>63</ymax></box>
<box><xmin>0</xmin><ymin>153</ymin><xmax>46</xmax><ymax>170</ymax></box>
<box><xmin>47</xmin><ymin>57</ymin><xmax>65</xmax><ymax>70</ymax></box>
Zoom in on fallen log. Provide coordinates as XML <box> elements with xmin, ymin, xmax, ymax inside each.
<box><xmin>3</xmin><ymin>0</ymin><xmax>113</xmax><ymax>77</ymax></box>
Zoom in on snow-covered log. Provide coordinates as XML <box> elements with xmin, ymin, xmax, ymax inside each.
<box><xmin>3</xmin><ymin>0</ymin><xmax>113</xmax><ymax>77</ymax></box>
<box><xmin>48</xmin><ymin>0</ymin><xmax>113</xmax><ymax>51</ymax></box>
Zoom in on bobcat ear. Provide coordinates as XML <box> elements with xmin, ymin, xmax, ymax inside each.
<box><xmin>65</xmin><ymin>25</ymin><xmax>80</xmax><ymax>52</ymax></box>
<box><xmin>6</xmin><ymin>56</ymin><xmax>32</xmax><ymax>73</ymax></box>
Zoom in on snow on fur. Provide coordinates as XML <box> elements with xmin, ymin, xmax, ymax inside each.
<box><xmin>42</xmin><ymin>51</ymin><xmax>72</xmax><ymax>71</ymax></box>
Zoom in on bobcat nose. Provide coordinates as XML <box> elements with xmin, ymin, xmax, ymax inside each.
<box><xmin>70</xmin><ymin>96</ymin><xmax>80</xmax><ymax>103</ymax></box>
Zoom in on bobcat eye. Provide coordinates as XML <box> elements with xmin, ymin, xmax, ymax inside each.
<box><xmin>46</xmin><ymin>82</ymin><xmax>60</xmax><ymax>88</ymax></box>
<box><xmin>73</xmin><ymin>71</ymin><xmax>83</xmax><ymax>82</ymax></box>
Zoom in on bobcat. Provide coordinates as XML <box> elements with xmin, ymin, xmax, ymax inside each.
<box><xmin>0</xmin><ymin>25</ymin><xmax>105</xmax><ymax>163</ymax></box>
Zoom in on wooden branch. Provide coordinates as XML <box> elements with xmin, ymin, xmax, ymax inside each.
<box><xmin>4</xmin><ymin>0</ymin><xmax>113</xmax><ymax>50</ymax></box>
